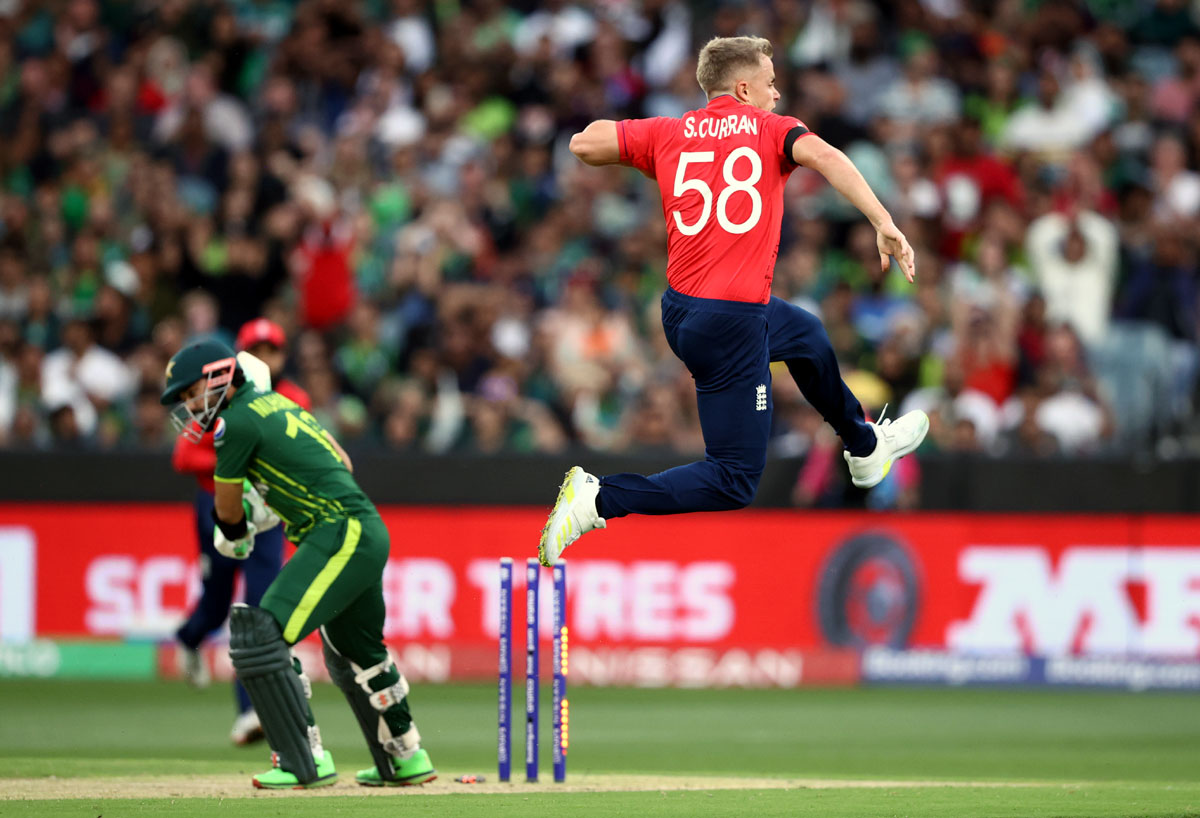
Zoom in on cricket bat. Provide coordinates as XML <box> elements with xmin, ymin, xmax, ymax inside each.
<box><xmin>236</xmin><ymin>351</ymin><xmax>272</xmax><ymax>391</ymax></box>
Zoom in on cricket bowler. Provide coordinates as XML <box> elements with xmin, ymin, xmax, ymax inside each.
<box><xmin>540</xmin><ymin>35</ymin><xmax>929</xmax><ymax>565</ymax></box>
<box><xmin>161</xmin><ymin>338</ymin><xmax>436</xmax><ymax>789</ymax></box>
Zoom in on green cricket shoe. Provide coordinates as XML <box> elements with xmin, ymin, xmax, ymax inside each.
<box><xmin>356</xmin><ymin>749</ymin><xmax>437</xmax><ymax>787</ymax></box>
<box><xmin>252</xmin><ymin>750</ymin><xmax>338</xmax><ymax>790</ymax></box>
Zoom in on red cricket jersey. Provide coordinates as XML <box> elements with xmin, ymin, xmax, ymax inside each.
<box><xmin>618</xmin><ymin>94</ymin><xmax>811</xmax><ymax>304</ymax></box>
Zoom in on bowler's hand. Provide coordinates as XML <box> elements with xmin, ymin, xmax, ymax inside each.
<box><xmin>877</xmin><ymin>222</ymin><xmax>916</xmax><ymax>283</ymax></box>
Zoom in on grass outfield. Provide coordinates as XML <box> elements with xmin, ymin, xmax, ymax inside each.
<box><xmin>2</xmin><ymin>680</ymin><xmax>1200</xmax><ymax>816</ymax></box>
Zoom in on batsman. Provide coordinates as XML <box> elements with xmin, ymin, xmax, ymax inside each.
<box><xmin>161</xmin><ymin>338</ymin><xmax>437</xmax><ymax>789</ymax></box>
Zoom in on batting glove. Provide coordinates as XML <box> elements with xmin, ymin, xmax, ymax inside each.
<box><xmin>215</xmin><ymin>521</ymin><xmax>258</xmax><ymax>560</ymax></box>
<box><xmin>241</xmin><ymin>480</ymin><xmax>281</xmax><ymax>532</ymax></box>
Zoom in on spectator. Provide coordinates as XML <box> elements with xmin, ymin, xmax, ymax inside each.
<box><xmin>293</xmin><ymin>177</ymin><xmax>356</xmax><ymax>332</ymax></box>
<box><xmin>902</xmin><ymin>354</ymin><xmax>1002</xmax><ymax>454</ymax></box>
<box><xmin>790</xmin><ymin>0</ymin><xmax>862</xmax><ymax>68</ymax></box>
<box><xmin>1132</xmin><ymin>0</ymin><xmax>1200</xmax><ymax>48</ymax></box>
<box><xmin>335</xmin><ymin>302</ymin><xmax>391</xmax><ymax>399</ymax></box>
<box><xmin>887</xmin><ymin>147</ymin><xmax>942</xmax><ymax>223</ymax></box>
<box><xmin>1152</xmin><ymin>35</ymin><xmax>1200</xmax><ymax>122</ymax></box>
<box><xmin>966</xmin><ymin>58</ymin><xmax>1022</xmax><ymax>147</ymax></box>
<box><xmin>48</xmin><ymin>403</ymin><xmax>85</xmax><ymax>448</ymax></box>
<box><xmin>1114</xmin><ymin>224</ymin><xmax>1200</xmax><ymax>429</ymax></box>
<box><xmin>953</xmin><ymin>295</ymin><xmax>1020</xmax><ymax>409</ymax></box>
<box><xmin>0</xmin><ymin>0</ymin><xmax>1191</xmax><ymax>479</ymax></box>
<box><xmin>833</xmin><ymin>10</ymin><xmax>896</xmax><ymax>128</ymax></box>
<box><xmin>950</xmin><ymin>231</ymin><xmax>1030</xmax><ymax>314</ymax></box>
<box><xmin>935</xmin><ymin>118</ymin><xmax>1024</xmax><ymax>254</ymax></box>
<box><xmin>1060</xmin><ymin>47</ymin><xmax>1119</xmax><ymax>140</ymax></box>
<box><xmin>1030</xmin><ymin>324</ymin><xmax>1112</xmax><ymax>454</ymax></box>
<box><xmin>1001</xmin><ymin>68</ymin><xmax>1094</xmax><ymax>156</ymax></box>
<box><xmin>1117</xmin><ymin>224</ymin><xmax>1198</xmax><ymax>341</ymax></box>
<box><xmin>1026</xmin><ymin>209</ymin><xmax>1119</xmax><ymax>348</ymax></box>
<box><xmin>155</xmin><ymin>63</ymin><xmax>253</xmax><ymax>153</ymax></box>
<box><xmin>387</xmin><ymin>0</ymin><xmax>436</xmax><ymax>73</ymax></box>
<box><xmin>40</xmin><ymin>316</ymin><xmax>133</xmax><ymax>439</ymax></box>
<box><xmin>0</xmin><ymin>322</ymin><xmax>17</xmax><ymax>443</ymax></box>
<box><xmin>130</xmin><ymin>386</ymin><xmax>170</xmax><ymax>449</ymax></box>
<box><xmin>0</xmin><ymin>243</ymin><xmax>29</xmax><ymax>320</ymax></box>
<box><xmin>513</xmin><ymin>0</ymin><xmax>595</xmax><ymax>57</ymax></box>
<box><xmin>1149</xmin><ymin>132</ymin><xmax>1200</xmax><ymax>221</ymax></box>
<box><xmin>876</xmin><ymin>36</ymin><xmax>961</xmax><ymax>137</ymax></box>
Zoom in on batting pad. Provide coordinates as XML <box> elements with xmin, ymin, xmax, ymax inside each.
<box><xmin>322</xmin><ymin>633</ymin><xmax>398</xmax><ymax>781</ymax></box>
<box><xmin>229</xmin><ymin>604</ymin><xmax>318</xmax><ymax>783</ymax></box>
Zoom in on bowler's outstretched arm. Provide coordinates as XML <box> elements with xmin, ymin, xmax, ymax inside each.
<box><xmin>792</xmin><ymin>134</ymin><xmax>916</xmax><ymax>282</ymax></box>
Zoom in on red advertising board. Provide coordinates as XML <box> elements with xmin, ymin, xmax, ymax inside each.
<box><xmin>2</xmin><ymin>505</ymin><xmax>1199</xmax><ymax>685</ymax></box>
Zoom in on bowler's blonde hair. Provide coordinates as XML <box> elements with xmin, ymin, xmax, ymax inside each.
<box><xmin>696</xmin><ymin>36</ymin><xmax>773</xmax><ymax>96</ymax></box>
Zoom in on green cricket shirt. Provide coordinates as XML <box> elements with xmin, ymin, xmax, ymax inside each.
<box><xmin>213</xmin><ymin>385</ymin><xmax>375</xmax><ymax>541</ymax></box>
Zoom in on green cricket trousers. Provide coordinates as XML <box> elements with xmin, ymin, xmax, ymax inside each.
<box><xmin>259</xmin><ymin>512</ymin><xmax>412</xmax><ymax>735</ymax></box>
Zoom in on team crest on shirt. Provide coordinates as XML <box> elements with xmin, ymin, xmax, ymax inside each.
<box><xmin>755</xmin><ymin>384</ymin><xmax>767</xmax><ymax>412</ymax></box>
<box><xmin>213</xmin><ymin>416</ymin><xmax>226</xmax><ymax>443</ymax></box>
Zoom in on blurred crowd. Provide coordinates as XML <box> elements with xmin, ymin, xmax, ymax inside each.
<box><xmin>2</xmin><ymin>0</ymin><xmax>1200</xmax><ymax>503</ymax></box>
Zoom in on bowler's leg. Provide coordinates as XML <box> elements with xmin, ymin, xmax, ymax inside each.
<box><xmin>766</xmin><ymin>296</ymin><xmax>875</xmax><ymax>456</ymax></box>
<box><xmin>597</xmin><ymin>306</ymin><xmax>772</xmax><ymax>518</ymax></box>
<box><xmin>538</xmin><ymin>295</ymin><xmax>773</xmax><ymax>566</ymax></box>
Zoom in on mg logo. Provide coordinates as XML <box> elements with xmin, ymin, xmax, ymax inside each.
<box><xmin>0</xmin><ymin>527</ymin><xmax>35</xmax><ymax>642</ymax></box>
<box><xmin>948</xmin><ymin>546</ymin><xmax>1200</xmax><ymax>656</ymax></box>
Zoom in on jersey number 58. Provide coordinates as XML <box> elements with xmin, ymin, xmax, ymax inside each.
<box><xmin>672</xmin><ymin>147</ymin><xmax>763</xmax><ymax>237</ymax></box>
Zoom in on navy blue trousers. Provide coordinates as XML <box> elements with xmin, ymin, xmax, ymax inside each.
<box><xmin>596</xmin><ymin>289</ymin><xmax>875</xmax><ymax>518</ymax></box>
<box><xmin>177</xmin><ymin>488</ymin><xmax>284</xmax><ymax>714</ymax></box>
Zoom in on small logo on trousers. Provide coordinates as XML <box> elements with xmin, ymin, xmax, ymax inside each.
<box><xmin>755</xmin><ymin>384</ymin><xmax>767</xmax><ymax>411</ymax></box>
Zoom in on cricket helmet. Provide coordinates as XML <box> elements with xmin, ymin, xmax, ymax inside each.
<box><xmin>161</xmin><ymin>339</ymin><xmax>242</xmax><ymax>441</ymax></box>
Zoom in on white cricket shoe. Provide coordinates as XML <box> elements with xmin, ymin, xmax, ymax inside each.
<box><xmin>538</xmin><ymin>466</ymin><xmax>605</xmax><ymax>566</ymax></box>
<box><xmin>176</xmin><ymin>640</ymin><xmax>211</xmax><ymax>688</ymax></box>
<box><xmin>231</xmin><ymin>710</ymin><xmax>265</xmax><ymax>746</ymax></box>
<box><xmin>843</xmin><ymin>410</ymin><xmax>930</xmax><ymax>489</ymax></box>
